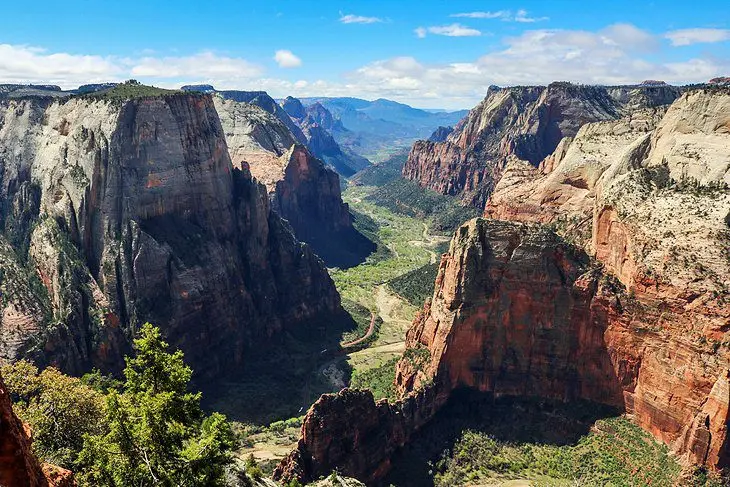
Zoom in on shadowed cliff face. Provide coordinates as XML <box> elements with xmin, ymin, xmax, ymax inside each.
<box><xmin>403</xmin><ymin>83</ymin><xmax>682</xmax><ymax>207</ymax></box>
<box><xmin>395</xmin><ymin>218</ymin><xmax>729</xmax><ymax>472</ymax></box>
<box><xmin>0</xmin><ymin>93</ymin><xmax>342</xmax><ymax>378</ymax></box>
<box><xmin>271</xmin><ymin>145</ymin><xmax>376</xmax><ymax>268</ymax></box>
<box><xmin>214</xmin><ymin>96</ymin><xmax>375</xmax><ymax>268</ymax></box>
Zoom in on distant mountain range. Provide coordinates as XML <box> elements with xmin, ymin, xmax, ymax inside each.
<box><xmin>297</xmin><ymin>97</ymin><xmax>468</xmax><ymax>162</ymax></box>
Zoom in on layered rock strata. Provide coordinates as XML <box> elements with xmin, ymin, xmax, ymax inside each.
<box><xmin>404</xmin><ymin>83</ymin><xmax>681</xmax><ymax>206</ymax></box>
<box><xmin>0</xmin><ymin>93</ymin><xmax>341</xmax><ymax>377</ymax></box>
<box><xmin>214</xmin><ymin>96</ymin><xmax>375</xmax><ymax>267</ymax></box>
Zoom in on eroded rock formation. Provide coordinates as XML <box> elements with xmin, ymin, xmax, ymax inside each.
<box><xmin>214</xmin><ymin>97</ymin><xmax>375</xmax><ymax>267</ymax></box>
<box><xmin>273</xmin><ymin>387</ymin><xmax>442</xmax><ymax>484</ymax></box>
<box><xmin>395</xmin><ymin>218</ymin><xmax>729</xmax><ymax>471</ymax></box>
<box><xmin>278</xmin><ymin>87</ymin><xmax>730</xmax><ymax>483</ymax></box>
<box><xmin>0</xmin><ymin>92</ymin><xmax>341</xmax><ymax>377</ymax></box>
<box><xmin>403</xmin><ymin>83</ymin><xmax>681</xmax><ymax>207</ymax></box>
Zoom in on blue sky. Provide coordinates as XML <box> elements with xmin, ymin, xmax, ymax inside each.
<box><xmin>1</xmin><ymin>0</ymin><xmax>728</xmax><ymax>108</ymax></box>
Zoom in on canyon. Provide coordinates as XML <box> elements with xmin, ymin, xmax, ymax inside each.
<box><xmin>276</xmin><ymin>85</ymin><xmax>730</xmax><ymax>484</ymax></box>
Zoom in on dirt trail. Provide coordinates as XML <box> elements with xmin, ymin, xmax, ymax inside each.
<box><xmin>342</xmin><ymin>312</ymin><xmax>376</xmax><ymax>348</ymax></box>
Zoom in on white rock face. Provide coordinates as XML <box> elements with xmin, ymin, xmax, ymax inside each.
<box><xmin>487</xmin><ymin>88</ymin><xmax>730</xmax><ymax>298</ymax></box>
<box><xmin>645</xmin><ymin>90</ymin><xmax>730</xmax><ymax>185</ymax></box>
<box><xmin>214</xmin><ymin>97</ymin><xmax>296</xmax><ymax>191</ymax></box>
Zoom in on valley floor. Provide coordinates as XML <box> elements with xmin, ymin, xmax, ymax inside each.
<box><xmin>210</xmin><ymin>182</ymin><xmax>447</xmax><ymax>471</ymax></box>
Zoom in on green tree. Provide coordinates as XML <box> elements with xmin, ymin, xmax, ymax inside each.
<box><xmin>78</xmin><ymin>323</ymin><xmax>236</xmax><ymax>486</ymax></box>
<box><xmin>1</xmin><ymin>360</ymin><xmax>107</xmax><ymax>469</ymax></box>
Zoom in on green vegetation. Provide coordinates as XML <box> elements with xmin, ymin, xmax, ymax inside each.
<box><xmin>79</xmin><ymin>323</ymin><xmax>236</xmax><ymax>486</ymax></box>
<box><xmin>387</xmin><ymin>262</ymin><xmax>439</xmax><ymax>306</ymax></box>
<box><xmin>332</xmin><ymin>186</ymin><xmax>433</xmax><ymax>311</ymax></box>
<box><xmin>350</xmin><ymin>357</ymin><xmax>399</xmax><ymax>401</ymax></box>
<box><xmin>3</xmin><ymin>324</ymin><xmax>237</xmax><ymax>486</ymax></box>
<box><xmin>81</xmin><ymin>80</ymin><xmax>184</xmax><ymax>102</ymax></box>
<box><xmin>340</xmin><ymin>299</ymin><xmax>373</xmax><ymax>343</ymax></box>
<box><xmin>351</xmin><ymin>153</ymin><xmax>407</xmax><ymax>186</ymax></box>
<box><xmin>1</xmin><ymin>361</ymin><xmax>107</xmax><ymax>469</ymax></box>
<box><xmin>434</xmin><ymin>417</ymin><xmax>704</xmax><ymax>486</ymax></box>
<box><xmin>363</xmin><ymin>178</ymin><xmax>479</xmax><ymax>233</ymax></box>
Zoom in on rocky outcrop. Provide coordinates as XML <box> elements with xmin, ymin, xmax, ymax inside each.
<box><xmin>427</xmin><ymin>126</ymin><xmax>453</xmax><ymax>143</ymax></box>
<box><xmin>214</xmin><ymin>97</ymin><xmax>298</xmax><ymax>189</ymax></box>
<box><xmin>395</xmin><ymin>218</ymin><xmax>730</xmax><ymax>471</ymax></box>
<box><xmin>403</xmin><ymin>83</ymin><xmax>681</xmax><ymax>207</ymax></box>
<box><xmin>273</xmin><ymin>387</ymin><xmax>443</xmax><ymax>485</ymax></box>
<box><xmin>217</xmin><ymin>90</ymin><xmax>308</xmax><ymax>145</ymax></box>
<box><xmin>271</xmin><ymin>145</ymin><xmax>375</xmax><ymax>268</ymax></box>
<box><xmin>0</xmin><ymin>373</ymin><xmax>75</xmax><ymax>487</ymax></box>
<box><xmin>0</xmin><ymin>93</ymin><xmax>342</xmax><ymax>377</ymax></box>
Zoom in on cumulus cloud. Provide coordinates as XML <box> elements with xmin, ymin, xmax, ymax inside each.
<box><xmin>0</xmin><ymin>44</ymin><xmax>121</xmax><ymax>87</ymax></box>
<box><xmin>451</xmin><ymin>11</ymin><xmax>510</xmax><ymax>19</ymax></box>
<box><xmin>665</xmin><ymin>28</ymin><xmax>730</xmax><ymax>46</ymax></box>
<box><xmin>131</xmin><ymin>52</ymin><xmax>263</xmax><ymax>79</ymax></box>
<box><xmin>1</xmin><ymin>22</ymin><xmax>729</xmax><ymax>110</ymax></box>
<box><xmin>339</xmin><ymin>14</ymin><xmax>383</xmax><ymax>24</ymax></box>
<box><xmin>415</xmin><ymin>24</ymin><xmax>482</xmax><ymax>38</ymax></box>
<box><xmin>273</xmin><ymin>50</ymin><xmax>302</xmax><ymax>68</ymax></box>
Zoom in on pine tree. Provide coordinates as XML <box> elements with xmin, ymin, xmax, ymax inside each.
<box><xmin>78</xmin><ymin>323</ymin><xmax>236</xmax><ymax>486</ymax></box>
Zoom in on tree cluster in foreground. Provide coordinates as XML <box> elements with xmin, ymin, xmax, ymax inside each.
<box><xmin>2</xmin><ymin>323</ymin><xmax>237</xmax><ymax>487</ymax></box>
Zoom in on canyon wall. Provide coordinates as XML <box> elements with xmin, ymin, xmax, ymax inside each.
<box><xmin>278</xmin><ymin>87</ymin><xmax>729</xmax><ymax>483</ymax></box>
<box><xmin>0</xmin><ymin>93</ymin><xmax>342</xmax><ymax>377</ymax></box>
<box><xmin>215</xmin><ymin>97</ymin><xmax>375</xmax><ymax>268</ymax></box>
<box><xmin>403</xmin><ymin>83</ymin><xmax>681</xmax><ymax>207</ymax></box>
<box><xmin>273</xmin><ymin>387</ymin><xmax>444</xmax><ymax>485</ymax></box>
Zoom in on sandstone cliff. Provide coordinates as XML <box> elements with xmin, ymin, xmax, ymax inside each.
<box><xmin>0</xmin><ymin>92</ymin><xmax>341</xmax><ymax>377</ymax></box>
<box><xmin>214</xmin><ymin>97</ymin><xmax>375</xmax><ymax>268</ymax></box>
<box><xmin>403</xmin><ymin>83</ymin><xmax>681</xmax><ymax>207</ymax></box>
<box><xmin>0</xmin><ymin>373</ymin><xmax>74</xmax><ymax>486</ymax></box>
<box><xmin>394</xmin><ymin>218</ymin><xmax>729</xmax><ymax>471</ymax></box>
<box><xmin>273</xmin><ymin>387</ymin><xmax>442</xmax><ymax>484</ymax></box>
<box><xmin>278</xmin><ymin>88</ymin><xmax>730</xmax><ymax>482</ymax></box>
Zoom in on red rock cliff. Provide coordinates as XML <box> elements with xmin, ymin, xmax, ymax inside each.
<box><xmin>396</xmin><ymin>218</ymin><xmax>729</xmax><ymax>471</ymax></box>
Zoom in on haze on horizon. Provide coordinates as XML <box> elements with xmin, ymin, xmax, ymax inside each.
<box><xmin>1</xmin><ymin>0</ymin><xmax>728</xmax><ymax>109</ymax></box>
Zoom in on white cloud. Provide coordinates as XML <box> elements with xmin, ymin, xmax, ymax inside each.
<box><xmin>339</xmin><ymin>14</ymin><xmax>383</xmax><ymax>24</ymax></box>
<box><xmin>514</xmin><ymin>9</ymin><xmax>549</xmax><ymax>23</ymax></box>
<box><xmin>451</xmin><ymin>11</ymin><xmax>510</xmax><ymax>19</ymax></box>
<box><xmin>665</xmin><ymin>28</ymin><xmax>730</xmax><ymax>46</ymax></box>
<box><xmin>416</xmin><ymin>24</ymin><xmax>482</xmax><ymax>38</ymax></box>
<box><xmin>273</xmin><ymin>50</ymin><xmax>302</xmax><ymax>68</ymax></box>
<box><xmin>131</xmin><ymin>52</ymin><xmax>263</xmax><ymax>79</ymax></box>
<box><xmin>0</xmin><ymin>44</ymin><xmax>121</xmax><ymax>87</ymax></box>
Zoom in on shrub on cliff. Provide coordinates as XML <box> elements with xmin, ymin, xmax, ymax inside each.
<box><xmin>77</xmin><ymin>323</ymin><xmax>237</xmax><ymax>486</ymax></box>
